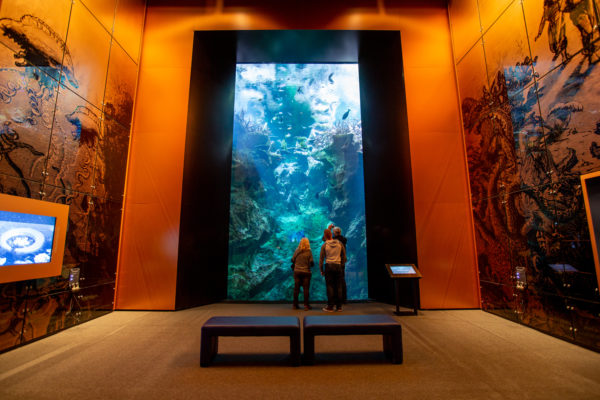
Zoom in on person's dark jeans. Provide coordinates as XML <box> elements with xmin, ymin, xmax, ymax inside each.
<box><xmin>324</xmin><ymin>263</ymin><xmax>343</xmax><ymax>308</ymax></box>
<box><xmin>341</xmin><ymin>264</ymin><xmax>347</xmax><ymax>303</ymax></box>
<box><xmin>293</xmin><ymin>271</ymin><xmax>311</xmax><ymax>307</ymax></box>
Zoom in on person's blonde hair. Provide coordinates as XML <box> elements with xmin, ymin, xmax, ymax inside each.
<box><xmin>298</xmin><ymin>237</ymin><xmax>310</xmax><ymax>251</ymax></box>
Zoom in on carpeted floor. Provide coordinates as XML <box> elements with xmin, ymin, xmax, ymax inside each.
<box><xmin>1</xmin><ymin>302</ymin><xmax>599</xmax><ymax>400</ymax></box>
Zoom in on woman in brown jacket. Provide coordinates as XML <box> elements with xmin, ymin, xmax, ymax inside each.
<box><xmin>291</xmin><ymin>237</ymin><xmax>314</xmax><ymax>310</ymax></box>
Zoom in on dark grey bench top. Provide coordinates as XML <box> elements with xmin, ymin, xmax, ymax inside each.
<box><xmin>202</xmin><ymin>316</ymin><xmax>300</xmax><ymax>335</ymax></box>
<box><xmin>303</xmin><ymin>314</ymin><xmax>401</xmax><ymax>334</ymax></box>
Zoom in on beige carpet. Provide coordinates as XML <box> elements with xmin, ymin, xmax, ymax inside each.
<box><xmin>1</xmin><ymin>302</ymin><xmax>599</xmax><ymax>400</ymax></box>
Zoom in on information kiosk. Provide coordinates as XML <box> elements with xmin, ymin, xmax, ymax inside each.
<box><xmin>385</xmin><ymin>264</ymin><xmax>422</xmax><ymax>315</ymax></box>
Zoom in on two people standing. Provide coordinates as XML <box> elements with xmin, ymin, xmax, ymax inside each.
<box><xmin>290</xmin><ymin>225</ymin><xmax>348</xmax><ymax>311</ymax></box>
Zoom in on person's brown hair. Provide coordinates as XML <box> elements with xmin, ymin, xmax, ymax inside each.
<box><xmin>298</xmin><ymin>237</ymin><xmax>310</xmax><ymax>250</ymax></box>
<box><xmin>323</xmin><ymin>229</ymin><xmax>332</xmax><ymax>241</ymax></box>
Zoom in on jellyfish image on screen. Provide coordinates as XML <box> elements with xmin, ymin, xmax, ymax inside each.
<box><xmin>227</xmin><ymin>63</ymin><xmax>368</xmax><ymax>301</ymax></box>
<box><xmin>0</xmin><ymin>210</ymin><xmax>56</xmax><ymax>266</ymax></box>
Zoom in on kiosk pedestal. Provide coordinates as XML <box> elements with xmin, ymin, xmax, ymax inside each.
<box><xmin>386</xmin><ymin>264</ymin><xmax>422</xmax><ymax>316</ymax></box>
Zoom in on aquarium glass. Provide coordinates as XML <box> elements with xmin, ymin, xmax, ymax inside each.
<box><xmin>228</xmin><ymin>63</ymin><xmax>368</xmax><ymax>301</ymax></box>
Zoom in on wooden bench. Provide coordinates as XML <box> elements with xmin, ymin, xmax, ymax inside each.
<box><xmin>200</xmin><ymin>316</ymin><xmax>301</xmax><ymax>366</ymax></box>
<box><xmin>303</xmin><ymin>314</ymin><xmax>403</xmax><ymax>364</ymax></box>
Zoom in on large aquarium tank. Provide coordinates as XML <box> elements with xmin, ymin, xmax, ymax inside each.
<box><xmin>227</xmin><ymin>63</ymin><xmax>367</xmax><ymax>301</ymax></box>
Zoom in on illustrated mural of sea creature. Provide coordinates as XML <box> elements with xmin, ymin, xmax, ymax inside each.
<box><xmin>0</xmin><ymin>15</ymin><xmax>77</xmax><ymax>87</ymax></box>
<box><xmin>459</xmin><ymin>0</ymin><xmax>600</xmax><ymax>346</ymax></box>
<box><xmin>0</xmin><ymin>3</ymin><xmax>138</xmax><ymax>353</ymax></box>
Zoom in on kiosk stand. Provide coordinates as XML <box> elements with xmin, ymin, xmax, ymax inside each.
<box><xmin>385</xmin><ymin>264</ymin><xmax>422</xmax><ymax>316</ymax></box>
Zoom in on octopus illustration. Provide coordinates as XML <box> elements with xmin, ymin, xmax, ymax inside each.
<box><xmin>0</xmin><ymin>14</ymin><xmax>77</xmax><ymax>87</ymax></box>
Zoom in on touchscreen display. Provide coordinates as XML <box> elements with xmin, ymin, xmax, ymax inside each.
<box><xmin>390</xmin><ymin>265</ymin><xmax>416</xmax><ymax>275</ymax></box>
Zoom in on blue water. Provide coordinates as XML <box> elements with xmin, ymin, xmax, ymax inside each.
<box><xmin>228</xmin><ymin>63</ymin><xmax>367</xmax><ymax>301</ymax></box>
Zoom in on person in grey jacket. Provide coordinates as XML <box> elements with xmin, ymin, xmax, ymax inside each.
<box><xmin>291</xmin><ymin>237</ymin><xmax>314</xmax><ymax>310</ymax></box>
<box><xmin>329</xmin><ymin>224</ymin><xmax>348</xmax><ymax>303</ymax></box>
<box><xmin>319</xmin><ymin>229</ymin><xmax>346</xmax><ymax>312</ymax></box>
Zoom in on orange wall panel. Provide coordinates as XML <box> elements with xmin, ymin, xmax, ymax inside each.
<box><xmin>81</xmin><ymin>0</ymin><xmax>117</xmax><ymax>33</ymax></box>
<box><xmin>410</xmin><ymin>127</ymin><xmax>480</xmax><ymax>308</ymax></box>
<box><xmin>448</xmin><ymin>0</ymin><xmax>481</xmax><ymax>62</ymax></box>
<box><xmin>404</xmin><ymin>66</ymin><xmax>462</xmax><ymax>133</ymax></box>
<box><xmin>115</xmin><ymin>68</ymin><xmax>190</xmax><ymax>309</ymax></box>
<box><xmin>113</xmin><ymin>0</ymin><xmax>146</xmax><ymax>62</ymax></box>
<box><xmin>117</xmin><ymin>1</ymin><xmax>480</xmax><ymax>309</ymax></box>
<box><xmin>477</xmin><ymin>0</ymin><xmax>514</xmax><ymax>34</ymax></box>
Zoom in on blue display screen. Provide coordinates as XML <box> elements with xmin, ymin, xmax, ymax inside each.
<box><xmin>390</xmin><ymin>265</ymin><xmax>416</xmax><ymax>275</ymax></box>
<box><xmin>227</xmin><ymin>63</ymin><xmax>367</xmax><ymax>301</ymax></box>
<box><xmin>0</xmin><ymin>210</ymin><xmax>56</xmax><ymax>267</ymax></box>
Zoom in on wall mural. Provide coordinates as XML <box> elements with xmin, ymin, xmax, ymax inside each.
<box><xmin>228</xmin><ymin>63</ymin><xmax>368</xmax><ymax>301</ymax></box>
<box><xmin>454</xmin><ymin>0</ymin><xmax>600</xmax><ymax>350</ymax></box>
<box><xmin>0</xmin><ymin>0</ymin><xmax>143</xmax><ymax>353</ymax></box>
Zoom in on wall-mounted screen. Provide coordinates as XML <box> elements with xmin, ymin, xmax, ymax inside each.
<box><xmin>227</xmin><ymin>63</ymin><xmax>367</xmax><ymax>301</ymax></box>
<box><xmin>0</xmin><ymin>193</ymin><xmax>69</xmax><ymax>283</ymax></box>
<box><xmin>0</xmin><ymin>211</ymin><xmax>56</xmax><ymax>266</ymax></box>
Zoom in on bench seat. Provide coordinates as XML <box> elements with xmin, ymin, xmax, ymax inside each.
<box><xmin>200</xmin><ymin>316</ymin><xmax>301</xmax><ymax>366</ymax></box>
<box><xmin>303</xmin><ymin>314</ymin><xmax>403</xmax><ymax>364</ymax></box>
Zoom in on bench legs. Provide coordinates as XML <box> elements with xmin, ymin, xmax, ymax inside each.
<box><xmin>200</xmin><ymin>333</ymin><xmax>219</xmax><ymax>367</ymax></box>
<box><xmin>290</xmin><ymin>332</ymin><xmax>301</xmax><ymax>366</ymax></box>
<box><xmin>201</xmin><ymin>331</ymin><xmax>402</xmax><ymax>366</ymax></box>
<box><xmin>303</xmin><ymin>332</ymin><xmax>316</xmax><ymax>365</ymax></box>
<box><xmin>201</xmin><ymin>333</ymin><xmax>301</xmax><ymax>367</ymax></box>
<box><xmin>383</xmin><ymin>331</ymin><xmax>403</xmax><ymax>364</ymax></box>
<box><xmin>304</xmin><ymin>331</ymin><xmax>403</xmax><ymax>365</ymax></box>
